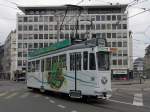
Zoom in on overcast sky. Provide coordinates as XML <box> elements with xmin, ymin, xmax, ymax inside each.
<box><xmin>0</xmin><ymin>0</ymin><xmax>150</xmax><ymax>59</ymax></box>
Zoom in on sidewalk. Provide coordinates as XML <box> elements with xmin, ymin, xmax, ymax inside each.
<box><xmin>112</xmin><ymin>79</ymin><xmax>150</xmax><ymax>92</ymax></box>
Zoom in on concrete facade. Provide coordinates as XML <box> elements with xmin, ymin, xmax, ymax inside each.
<box><xmin>3</xmin><ymin>30</ymin><xmax>17</xmax><ymax>80</ymax></box>
<box><xmin>16</xmin><ymin>4</ymin><xmax>133</xmax><ymax>78</ymax></box>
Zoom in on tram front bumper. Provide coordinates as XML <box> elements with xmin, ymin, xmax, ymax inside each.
<box><xmin>94</xmin><ymin>90</ymin><xmax>112</xmax><ymax>99</ymax></box>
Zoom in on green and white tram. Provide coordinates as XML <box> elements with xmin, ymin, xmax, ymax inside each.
<box><xmin>27</xmin><ymin>38</ymin><xmax>112</xmax><ymax>99</ymax></box>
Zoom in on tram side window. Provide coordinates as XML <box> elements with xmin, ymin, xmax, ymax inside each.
<box><xmin>31</xmin><ymin>61</ymin><xmax>35</xmax><ymax>72</ymax></box>
<box><xmin>70</xmin><ymin>54</ymin><xmax>75</xmax><ymax>71</ymax></box>
<box><xmin>46</xmin><ymin>58</ymin><xmax>51</xmax><ymax>71</ymax></box>
<box><xmin>89</xmin><ymin>53</ymin><xmax>96</xmax><ymax>70</ymax></box>
<box><xmin>35</xmin><ymin>60</ymin><xmax>40</xmax><ymax>72</ymax></box>
<box><xmin>59</xmin><ymin>54</ymin><xmax>67</xmax><ymax>69</ymax></box>
<box><xmin>76</xmin><ymin>53</ymin><xmax>81</xmax><ymax>71</ymax></box>
<box><xmin>83</xmin><ymin>51</ymin><xmax>88</xmax><ymax>70</ymax></box>
<box><xmin>28</xmin><ymin>62</ymin><xmax>31</xmax><ymax>72</ymax></box>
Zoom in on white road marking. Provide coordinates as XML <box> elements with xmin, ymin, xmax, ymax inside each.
<box><xmin>108</xmin><ymin>99</ymin><xmax>133</xmax><ymax>106</ymax></box>
<box><xmin>45</xmin><ymin>97</ymin><xmax>49</xmax><ymax>100</ymax></box>
<box><xmin>71</xmin><ymin>110</ymin><xmax>78</xmax><ymax>112</ymax></box>
<box><xmin>57</xmin><ymin>104</ymin><xmax>66</xmax><ymax>109</ymax></box>
<box><xmin>0</xmin><ymin>92</ymin><xmax>8</xmax><ymax>97</ymax></box>
<box><xmin>133</xmin><ymin>93</ymin><xmax>143</xmax><ymax>106</ymax></box>
<box><xmin>20</xmin><ymin>93</ymin><xmax>30</xmax><ymax>98</ymax></box>
<box><xmin>5</xmin><ymin>92</ymin><xmax>18</xmax><ymax>99</ymax></box>
<box><xmin>49</xmin><ymin>100</ymin><xmax>55</xmax><ymax>103</ymax></box>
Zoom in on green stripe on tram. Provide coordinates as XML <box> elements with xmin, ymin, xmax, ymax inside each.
<box><xmin>28</xmin><ymin>39</ymin><xmax>71</xmax><ymax>59</ymax></box>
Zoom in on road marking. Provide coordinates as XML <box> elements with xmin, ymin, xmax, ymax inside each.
<box><xmin>20</xmin><ymin>93</ymin><xmax>30</xmax><ymax>98</ymax></box>
<box><xmin>71</xmin><ymin>110</ymin><xmax>78</xmax><ymax>112</ymax></box>
<box><xmin>5</xmin><ymin>92</ymin><xmax>18</xmax><ymax>99</ymax></box>
<box><xmin>45</xmin><ymin>97</ymin><xmax>49</xmax><ymax>100</ymax></box>
<box><xmin>108</xmin><ymin>99</ymin><xmax>133</xmax><ymax>106</ymax></box>
<box><xmin>0</xmin><ymin>92</ymin><xmax>8</xmax><ymax>97</ymax></box>
<box><xmin>57</xmin><ymin>105</ymin><xmax>66</xmax><ymax>109</ymax></box>
<box><xmin>49</xmin><ymin>100</ymin><xmax>55</xmax><ymax>103</ymax></box>
<box><xmin>133</xmin><ymin>93</ymin><xmax>143</xmax><ymax>106</ymax></box>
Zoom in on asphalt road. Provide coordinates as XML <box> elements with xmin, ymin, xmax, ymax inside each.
<box><xmin>0</xmin><ymin>81</ymin><xmax>150</xmax><ymax>112</ymax></box>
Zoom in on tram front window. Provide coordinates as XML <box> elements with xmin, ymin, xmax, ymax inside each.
<box><xmin>96</xmin><ymin>52</ymin><xmax>109</xmax><ymax>71</ymax></box>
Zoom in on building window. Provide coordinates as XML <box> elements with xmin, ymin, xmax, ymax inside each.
<box><xmin>81</xmin><ymin>24</ymin><xmax>85</xmax><ymax>30</ymax></box>
<box><xmin>118</xmin><ymin>59</ymin><xmax>122</xmax><ymax>65</ymax></box>
<box><xmin>39</xmin><ymin>34</ymin><xmax>43</xmax><ymax>39</ymax></box>
<box><xmin>39</xmin><ymin>16</ymin><xmax>43</xmax><ymax>22</ymax></box>
<box><xmin>107</xmin><ymin>33</ymin><xmax>111</xmax><ymax>38</ymax></box>
<box><xmin>39</xmin><ymin>43</ymin><xmax>43</xmax><ymax>48</ymax></box>
<box><xmin>39</xmin><ymin>25</ymin><xmax>43</xmax><ymax>31</ymax></box>
<box><xmin>23</xmin><ymin>25</ymin><xmax>27</xmax><ymax>31</ymax></box>
<box><xmin>34</xmin><ymin>34</ymin><xmax>38</xmax><ymax>39</ymax></box>
<box><xmin>28</xmin><ymin>16</ymin><xmax>33</xmax><ymax>22</ymax></box>
<box><xmin>101</xmin><ymin>15</ymin><xmax>105</xmax><ymax>21</ymax></box>
<box><xmin>107</xmin><ymin>15</ymin><xmax>111</xmax><ymax>21</ymax></box>
<box><xmin>118</xmin><ymin>50</ymin><xmax>122</xmax><ymax>56</ymax></box>
<box><xmin>34</xmin><ymin>43</ymin><xmax>38</xmax><ymax>48</ymax></box>
<box><xmin>96</xmin><ymin>15</ymin><xmax>100</xmax><ymax>21</ymax></box>
<box><xmin>44</xmin><ymin>16</ymin><xmax>49</xmax><ymax>22</ymax></box>
<box><xmin>112</xmin><ymin>15</ymin><xmax>116</xmax><ymax>21</ymax></box>
<box><xmin>49</xmin><ymin>16</ymin><xmax>54</xmax><ymax>22</ymax></box>
<box><xmin>65</xmin><ymin>33</ymin><xmax>69</xmax><ymax>39</ymax></box>
<box><xmin>44</xmin><ymin>25</ymin><xmax>48</xmax><ymax>30</ymax></box>
<box><xmin>65</xmin><ymin>25</ymin><xmax>69</xmax><ymax>30</ymax></box>
<box><xmin>23</xmin><ymin>52</ymin><xmax>27</xmax><ymax>57</ymax></box>
<box><xmin>44</xmin><ymin>34</ymin><xmax>48</xmax><ymax>39</ymax></box>
<box><xmin>18</xmin><ymin>34</ymin><xmax>22</xmax><ymax>40</ymax></box>
<box><xmin>18</xmin><ymin>60</ymin><xmax>22</xmax><ymax>66</ymax></box>
<box><xmin>123</xmin><ymin>50</ymin><xmax>128</xmax><ymax>56</ymax></box>
<box><xmin>18</xmin><ymin>43</ymin><xmax>22</xmax><ymax>48</ymax></box>
<box><xmin>23</xmin><ymin>43</ymin><xmax>27</xmax><ymax>48</ymax></box>
<box><xmin>29</xmin><ymin>25</ymin><xmax>33</xmax><ymax>31</ymax></box>
<box><xmin>107</xmin><ymin>24</ymin><xmax>111</xmax><ymax>30</ymax></box>
<box><xmin>102</xmin><ymin>33</ymin><xmax>106</xmax><ymax>38</ymax></box>
<box><xmin>34</xmin><ymin>16</ymin><xmax>38</xmax><ymax>22</ymax></box>
<box><xmin>112</xmin><ymin>24</ymin><xmax>116</xmax><ymax>30</ymax></box>
<box><xmin>117</xmin><ymin>33</ymin><xmax>122</xmax><ymax>38</ymax></box>
<box><xmin>101</xmin><ymin>24</ymin><xmax>106</xmax><ymax>30</ymax></box>
<box><xmin>18</xmin><ymin>52</ymin><xmax>22</xmax><ymax>57</ymax></box>
<box><xmin>18</xmin><ymin>25</ymin><xmax>22</xmax><ymax>31</ymax></box>
<box><xmin>117</xmin><ymin>15</ymin><xmax>121</xmax><ymax>21</ymax></box>
<box><xmin>112</xmin><ymin>60</ymin><xmax>117</xmax><ymax>65</ymax></box>
<box><xmin>34</xmin><ymin>25</ymin><xmax>38</xmax><ymax>31</ymax></box>
<box><xmin>24</xmin><ymin>17</ymin><xmax>28</xmax><ymax>22</ymax></box>
<box><xmin>117</xmin><ymin>24</ymin><xmax>121</xmax><ymax>29</ymax></box>
<box><xmin>49</xmin><ymin>34</ymin><xmax>53</xmax><ymax>39</ymax></box>
<box><xmin>112</xmin><ymin>33</ymin><xmax>116</xmax><ymax>38</ymax></box>
<box><xmin>118</xmin><ymin>42</ymin><xmax>122</xmax><ymax>47</ymax></box>
<box><xmin>44</xmin><ymin>43</ymin><xmax>48</xmax><ymax>47</ymax></box>
<box><xmin>112</xmin><ymin>42</ymin><xmax>117</xmax><ymax>47</ymax></box>
<box><xmin>96</xmin><ymin>24</ymin><xmax>101</xmax><ymax>30</ymax></box>
<box><xmin>123</xmin><ymin>41</ymin><xmax>127</xmax><ymax>47</ymax></box>
<box><xmin>49</xmin><ymin>25</ymin><xmax>53</xmax><ymax>30</ymax></box>
<box><xmin>123</xmin><ymin>33</ymin><xmax>127</xmax><ymax>38</ymax></box>
<box><xmin>18</xmin><ymin>17</ymin><xmax>23</xmax><ymax>22</ymax></box>
<box><xmin>123</xmin><ymin>24</ymin><xmax>127</xmax><ymax>29</ymax></box>
<box><xmin>28</xmin><ymin>43</ymin><xmax>33</xmax><ymax>48</ymax></box>
<box><xmin>123</xmin><ymin>59</ymin><xmax>128</xmax><ymax>65</ymax></box>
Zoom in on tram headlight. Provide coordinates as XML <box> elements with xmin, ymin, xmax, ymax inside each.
<box><xmin>101</xmin><ymin>77</ymin><xmax>108</xmax><ymax>85</ymax></box>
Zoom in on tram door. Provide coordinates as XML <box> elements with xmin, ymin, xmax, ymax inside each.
<box><xmin>41</xmin><ymin>59</ymin><xmax>45</xmax><ymax>88</ymax></box>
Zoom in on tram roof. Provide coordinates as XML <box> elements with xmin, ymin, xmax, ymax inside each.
<box><xmin>28</xmin><ymin>38</ymin><xmax>104</xmax><ymax>60</ymax></box>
